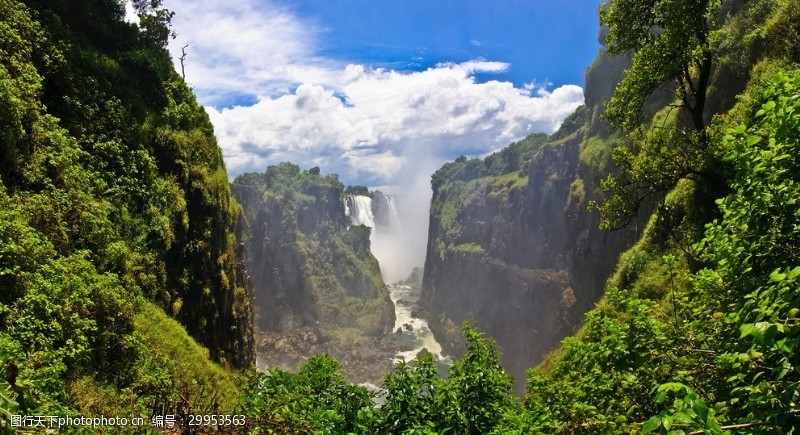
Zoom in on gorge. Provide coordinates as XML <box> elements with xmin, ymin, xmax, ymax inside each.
<box><xmin>3</xmin><ymin>0</ymin><xmax>798</xmax><ymax>431</ymax></box>
<box><xmin>344</xmin><ymin>193</ymin><xmax>449</xmax><ymax>368</ymax></box>
<box><xmin>230</xmin><ymin>50</ymin><xmax>642</xmax><ymax>392</ymax></box>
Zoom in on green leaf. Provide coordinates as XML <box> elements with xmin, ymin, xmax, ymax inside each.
<box><xmin>641</xmin><ymin>416</ymin><xmax>661</xmax><ymax>434</ymax></box>
<box><xmin>746</xmin><ymin>135</ymin><xmax>762</xmax><ymax>146</ymax></box>
<box><xmin>739</xmin><ymin>323</ymin><xmax>755</xmax><ymax>338</ymax></box>
<box><xmin>752</xmin><ymin>322</ymin><xmax>778</xmax><ymax>346</ymax></box>
<box><xmin>692</xmin><ymin>401</ymin><xmax>709</xmax><ymax>424</ymax></box>
<box><xmin>662</xmin><ymin>414</ymin><xmax>673</xmax><ymax>430</ymax></box>
<box><xmin>769</xmin><ymin>269</ymin><xmax>787</xmax><ymax>282</ymax></box>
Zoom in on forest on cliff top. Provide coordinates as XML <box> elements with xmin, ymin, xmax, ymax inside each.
<box><xmin>1</xmin><ymin>0</ymin><xmax>799</xmax><ymax>433</ymax></box>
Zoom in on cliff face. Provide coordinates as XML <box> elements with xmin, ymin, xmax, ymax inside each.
<box><xmin>232</xmin><ymin>166</ymin><xmax>396</xmax><ymax>381</ymax></box>
<box><xmin>422</xmin><ymin>50</ymin><xmax>639</xmax><ymax>392</ymax></box>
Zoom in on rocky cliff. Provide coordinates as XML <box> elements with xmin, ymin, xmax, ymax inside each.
<box><xmin>231</xmin><ymin>164</ymin><xmax>396</xmax><ymax>382</ymax></box>
<box><xmin>421</xmin><ymin>49</ymin><xmax>641</xmax><ymax>392</ymax></box>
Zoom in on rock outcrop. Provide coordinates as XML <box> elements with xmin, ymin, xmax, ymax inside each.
<box><xmin>231</xmin><ymin>165</ymin><xmax>395</xmax><ymax>382</ymax></box>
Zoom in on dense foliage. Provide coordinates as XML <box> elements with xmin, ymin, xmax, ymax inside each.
<box><xmin>1</xmin><ymin>0</ymin><xmax>798</xmax><ymax>432</ymax></box>
<box><xmin>519</xmin><ymin>68</ymin><xmax>800</xmax><ymax>435</ymax></box>
<box><xmin>431</xmin><ymin>132</ymin><xmax>549</xmax><ymax>189</ymax></box>
<box><xmin>1</xmin><ymin>0</ymin><xmax>251</xmax><ymax>426</ymax></box>
<box><xmin>593</xmin><ymin>0</ymin><xmax>785</xmax><ymax>230</ymax></box>
<box><xmin>238</xmin><ymin>324</ymin><xmax>519</xmax><ymax>434</ymax></box>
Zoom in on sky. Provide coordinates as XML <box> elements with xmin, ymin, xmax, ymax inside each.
<box><xmin>139</xmin><ymin>0</ymin><xmax>603</xmax><ymax>188</ymax></box>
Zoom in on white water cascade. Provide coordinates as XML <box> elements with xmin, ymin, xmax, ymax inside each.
<box><xmin>344</xmin><ymin>194</ymin><xmax>449</xmax><ymax>366</ymax></box>
<box><xmin>344</xmin><ymin>195</ymin><xmax>375</xmax><ymax>228</ymax></box>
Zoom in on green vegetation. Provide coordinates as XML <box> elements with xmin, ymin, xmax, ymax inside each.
<box><xmin>522</xmin><ymin>69</ymin><xmax>800</xmax><ymax>434</ymax></box>
<box><xmin>1</xmin><ymin>0</ymin><xmax>251</xmax><ymax>425</ymax></box>
<box><xmin>344</xmin><ymin>185</ymin><xmax>370</xmax><ymax>196</ymax></box>
<box><xmin>488</xmin><ymin>171</ymin><xmax>528</xmax><ymax>200</ymax></box>
<box><xmin>1</xmin><ymin>0</ymin><xmax>799</xmax><ymax>432</ymax></box>
<box><xmin>600</xmin><ymin>0</ymin><xmax>718</xmax><ymax>132</ymax></box>
<box><xmin>568</xmin><ymin>177</ymin><xmax>586</xmax><ymax>207</ymax></box>
<box><xmin>578</xmin><ymin>134</ymin><xmax>617</xmax><ymax>175</ymax></box>
<box><xmin>238</xmin><ymin>324</ymin><xmax>518</xmax><ymax>434</ymax></box>
<box><xmin>234</xmin><ymin>162</ymin><xmax>343</xmax><ymax>203</ymax></box>
<box><xmin>428</xmin><ymin>133</ymin><xmax>548</xmax><ymax>253</ymax></box>
<box><xmin>233</xmin><ymin>164</ymin><xmax>392</xmax><ymax>341</ymax></box>
<box><xmin>431</xmin><ymin>133</ymin><xmax>549</xmax><ymax>191</ymax></box>
<box><xmin>454</xmin><ymin>242</ymin><xmax>486</xmax><ymax>254</ymax></box>
<box><xmin>519</xmin><ymin>0</ymin><xmax>800</xmax><ymax>431</ymax></box>
<box><xmin>601</xmin><ymin>0</ymin><xmax>719</xmax><ymax>227</ymax></box>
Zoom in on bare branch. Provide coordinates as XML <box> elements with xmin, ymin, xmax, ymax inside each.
<box><xmin>179</xmin><ymin>44</ymin><xmax>188</xmax><ymax>80</ymax></box>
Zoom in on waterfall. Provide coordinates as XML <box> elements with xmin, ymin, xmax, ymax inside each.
<box><xmin>372</xmin><ymin>194</ymin><xmax>401</xmax><ymax>234</ymax></box>
<box><xmin>344</xmin><ymin>194</ymin><xmax>405</xmax><ymax>283</ymax></box>
<box><xmin>345</xmin><ymin>195</ymin><xmax>375</xmax><ymax>228</ymax></box>
<box><xmin>345</xmin><ymin>194</ymin><xmax>449</xmax><ymax>367</ymax></box>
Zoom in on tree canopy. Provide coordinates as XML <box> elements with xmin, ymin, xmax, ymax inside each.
<box><xmin>600</xmin><ymin>0</ymin><xmax>719</xmax><ymax>133</ymax></box>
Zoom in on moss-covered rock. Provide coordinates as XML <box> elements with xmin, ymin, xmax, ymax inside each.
<box><xmin>232</xmin><ymin>165</ymin><xmax>395</xmax><ymax>382</ymax></box>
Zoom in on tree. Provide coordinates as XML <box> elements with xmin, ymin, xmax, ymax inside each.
<box><xmin>600</xmin><ymin>0</ymin><xmax>720</xmax><ymax>133</ymax></box>
<box><xmin>595</xmin><ymin>0</ymin><xmax>727</xmax><ymax>229</ymax></box>
<box><xmin>133</xmin><ymin>0</ymin><xmax>175</xmax><ymax>47</ymax></box>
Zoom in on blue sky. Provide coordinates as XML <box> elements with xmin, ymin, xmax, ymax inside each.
<box><xmin>293</xmin><ymin>0</ymin><xmax>601</xmax><ymax>90</ymax></box>
<box><xmin>150</xmin><ymin>0</ymin><xmax>603</xmax><ymax>187</ymax></box>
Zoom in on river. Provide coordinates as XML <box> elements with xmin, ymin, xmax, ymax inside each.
<box><xmin>387</xmin><ymin>282</ymin><xmax>452</xmax><ymax>370</ymax></box>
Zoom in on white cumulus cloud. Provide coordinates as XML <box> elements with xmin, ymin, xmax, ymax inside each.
<box><xmin>161</xmin><ymin>0</ymin><xmax>584</xmax><ymax>185</ymax></box>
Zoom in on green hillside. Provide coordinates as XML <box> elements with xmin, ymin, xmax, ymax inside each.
<box><xmin>1</xmin><ymin>0</ymin><xmax>252</xmax><ymax>424</ymax></box>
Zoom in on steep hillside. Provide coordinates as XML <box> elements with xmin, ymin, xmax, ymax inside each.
<box><xmin>0</xmin><ymin>0</ymin><xmax>252</xmax><ymax>421</ymax></box>
<box><xmin>517</xmin><ymin>0</ymin><xmax>800</xmax><ymax>431</ymax></box>
<box><xmin>421</xmin><ymin>49</ymin><xmax>639</xmax><ymax>392</ymax></box>
<box><xmin>232</xmin><ymin>164</ymin><xmax>396</xmax><ymax>383</ymax></box>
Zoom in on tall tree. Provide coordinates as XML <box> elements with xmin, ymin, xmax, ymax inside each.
<box><xmin>595</xmin><ymin>0</ymin><xmax>726</xmax><ymax>229</ymax></box>
<box><xmin>600</xmin><ymin>0</ymin><xmax>720</xmax><ymax>133</ymax></box>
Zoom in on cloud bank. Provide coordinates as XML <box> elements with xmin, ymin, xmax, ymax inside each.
<box><xmin>163</xmin><ymin>0</ymin><xmax>584</xmax><ymax>185</ymax></box>
<box><xmin>207</xmin><ymin>64</ymin><xmax>583</xmax><ymax>184</ymax></box>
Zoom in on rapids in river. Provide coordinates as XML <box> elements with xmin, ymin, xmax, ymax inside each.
<box><xmin>388</xmin><ymin>283</ymin><xmax>444</xmax><ymax>363</ymax></box>
<box><xmin>345</xmin><ymin>194</ymin><xmax>451</xmax><ymax>371</ymax></box>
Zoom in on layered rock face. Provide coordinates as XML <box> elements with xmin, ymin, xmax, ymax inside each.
<box><xmin>421</xmin><ymin>50</ymin><xmax>640</xmax><ymax>392</ymax></box>
<box><xmin>231</xmin><ymin>168</ymin><xmax>395</xmax><ymax>381</ymax></box>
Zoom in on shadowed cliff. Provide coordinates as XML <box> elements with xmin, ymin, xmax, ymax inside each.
<box><xmin>421</xmin><ymin>48</ymin><xmax>640</xmax><ymax>392</ymax></box>
<box><xmin>232</xmin><ymin>164</ymin><xmax>396</xmax><ymax>383</ymax></box>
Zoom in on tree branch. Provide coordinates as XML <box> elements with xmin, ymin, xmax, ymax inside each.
<box><xmin>179</xmin><ymin>44</ymin><xmax>188</xmax><ymax>80</ymax></box>
<box><xmin>687</xmin><ymin>422</ymin><xmax>768</xmax><ymax>434</ymax></box>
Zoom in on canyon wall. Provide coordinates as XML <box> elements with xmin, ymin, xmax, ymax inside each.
<box><xmin>231</xmin><ymin>165</ymin><xmax>395</xmax><ymax>381</ymax></box>
<box><xmin>421</xmin><ymin>50</ymin><xmax>640</xmax><ymax>391</ymax></box>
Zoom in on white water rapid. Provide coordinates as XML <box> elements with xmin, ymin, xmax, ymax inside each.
<box><xmin>389</xmin><ymin>283</ymin><xmax>445</xmax><ymax>363</ymax></box>
<box><xmin>344</xmin><ymin>194</ymin><xmax>450</xmax><ymax>366</ymax></box>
